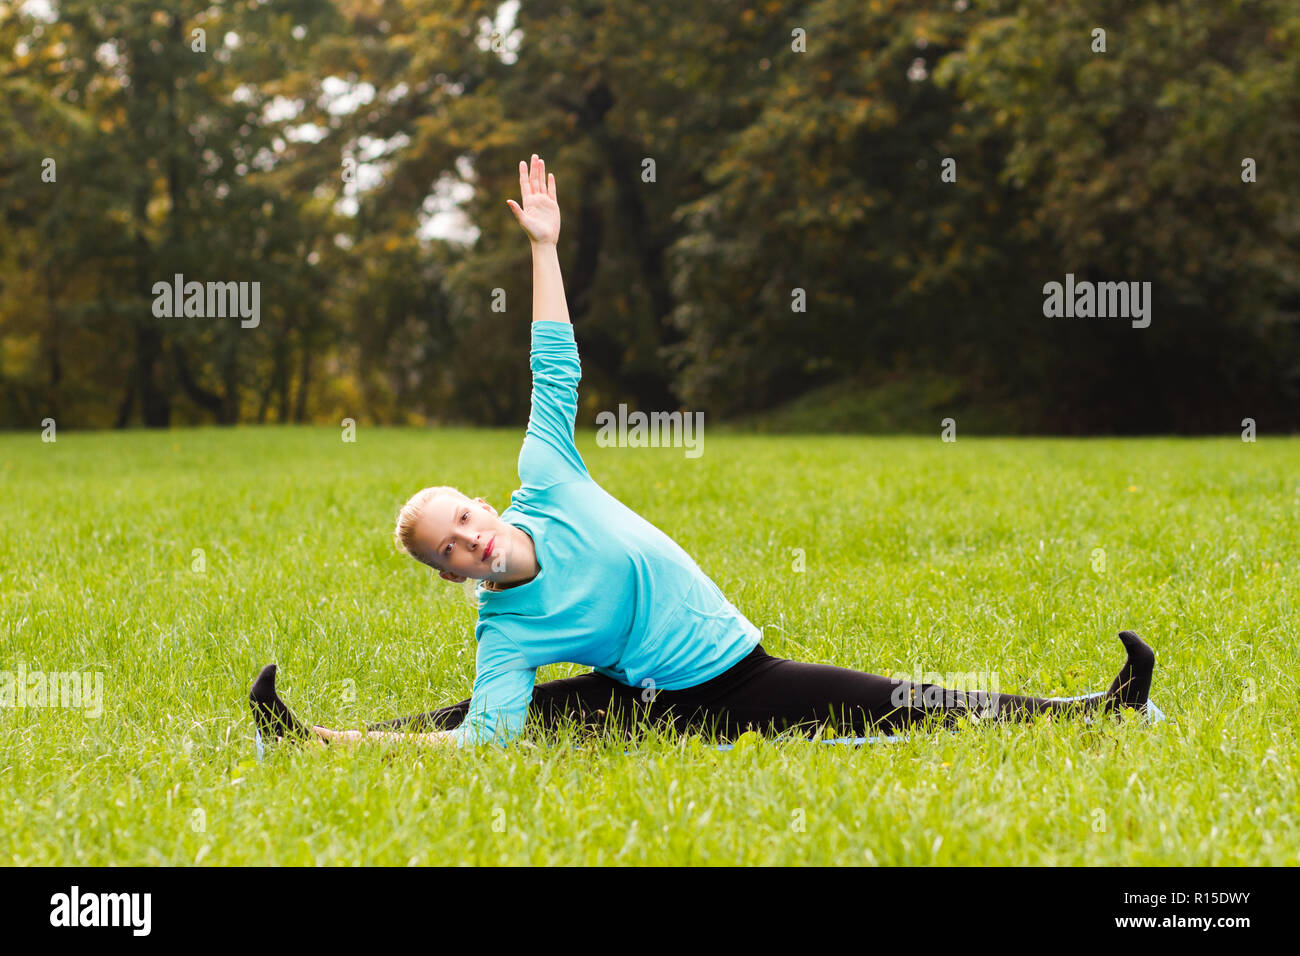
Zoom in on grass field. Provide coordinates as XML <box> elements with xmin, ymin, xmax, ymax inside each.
<box><xmin>1</xmin><ymin>427</ymin><xmax>1297</xmax><ymax>865</ymax></box>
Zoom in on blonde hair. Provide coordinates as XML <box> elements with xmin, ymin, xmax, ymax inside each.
<box><xmin>393</xmin><ymin>485</ymin><xmax>497</xmax><ymax>607</ymax></box>
<box><xmin>394</xmin><ymin>485</ymin><xmax>464</xmax><ymax>568</ymax></box>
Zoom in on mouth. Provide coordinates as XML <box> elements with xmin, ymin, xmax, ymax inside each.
<box><xmin>483</xmin><ymin>536</ymin><xmax>496</xmax><ymax>561</ymax></box>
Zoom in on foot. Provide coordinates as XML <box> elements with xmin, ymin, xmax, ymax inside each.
<box><xmin>249</xmin><ymin>664</ymin><xmax>319</xmax><ymax>745</ymax></box>
<box><xmin>1105</xmin><ymin>630</ymin><xmax>1156</xmax><ymax>711</ymax></box>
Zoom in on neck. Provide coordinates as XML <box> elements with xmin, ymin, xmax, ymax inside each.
<box><xmin>485</xmin><ymin>524</ymin><xmax>539</xmax><ymax>590</ymax></box>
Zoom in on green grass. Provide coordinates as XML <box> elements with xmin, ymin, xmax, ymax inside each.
<box><xmin>1</xmin><ymin>427</ymin><xmax>1297</xmax><ymax>865</ymax></box>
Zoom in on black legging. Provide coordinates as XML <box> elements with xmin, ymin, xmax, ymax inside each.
<box><xmin>367</xmin><ymin>643</ymin><xmax>1125</xmax><ymax>742</ymax></box>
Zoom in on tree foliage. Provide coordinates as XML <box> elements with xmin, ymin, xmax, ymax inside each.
<box><xmin>1</xmin><ymin>0</ymin><xmax>1296</xmax><ymax>431</ymax></box>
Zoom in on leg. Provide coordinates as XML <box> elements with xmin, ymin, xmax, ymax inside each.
<box><xmin>253</xmin><ymin>663</ymin><xmax>645</xmax><ymax>745</ymax></box>
<box><xmin>645</xmin><ymin>632</ymin><xmax>1155</xmax><ymax>740</ymax></box>
<box><xmin>365</xmin><ymin>670</ymin><xmax>649</xmax><ymax>736</ymax></box>
<box><xmin>365</xmin><ymin>700</ymin><xmax>471</xmax><ymax>733</ymax></box>
<box><xmin>523</xmin><ymin>670</ymin><xmax>651</xmax><ymax>736</ymax></box>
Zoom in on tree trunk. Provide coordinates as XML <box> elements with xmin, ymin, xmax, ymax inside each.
<box><xmin>44</xmin><ymin>262</ymin><xmax>61</xmax><ymax>421</ymax></box>
<box><xmin>293</xmin><ymin>334</ymin><xmax>312</xmax><ymax>423</ymax></box>
<box><xmin>114</xmin><ymin>382</ymin><xmax>135</xmax><ymax>429</ymax></box>
<box><xmin>172</xmin><ymin>342</ymin><xmax>224</xmax><ymax>421</ymax></box>
<box><xmin>136</xmin><ymin>322</ymin><xmax>171</xmax><ymax>427</ymax></box>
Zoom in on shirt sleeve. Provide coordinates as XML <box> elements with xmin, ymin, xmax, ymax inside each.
<box><xmin>448</xmin><ymin>626</ymin><xmax>537</xmax><ymax>748</ymax></box>
<box><xmin>517</xmin><ymin>320</ymin><xmax>590</xmax><ymax>490</ymax></box>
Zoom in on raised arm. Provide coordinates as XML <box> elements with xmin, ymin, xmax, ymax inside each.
<box><xmin>507</xmin><ymin>154</ymin><xmax>571</xmax><ymax>327</ymax></box>
<box><xmin>507</xmin><ymin>154</ymin><xmax>589</xmax><ymax>487</ymax></box>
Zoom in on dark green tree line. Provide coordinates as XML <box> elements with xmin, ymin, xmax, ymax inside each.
<box><xmin>1</xmin><ymin>0</ymin><xmax>1296</xmax><ymax>432</ymax></box>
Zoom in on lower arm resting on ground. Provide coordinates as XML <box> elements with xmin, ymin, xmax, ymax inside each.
<box><xmin>315</xmin><ymin>726</ymin><xmax>458</xmax><ymax>748</ymax></box>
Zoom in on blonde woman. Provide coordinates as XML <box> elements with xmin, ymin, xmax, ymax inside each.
<box><xmin>249</xmin><ymin>155</ymin><xmax>1156</xmax><ymax>751</ymax></box>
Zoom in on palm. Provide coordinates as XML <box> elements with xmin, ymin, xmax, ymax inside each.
<box><xmin>507</xmin><ymin>154</ymin><xmax>561</xmax><ymax>244</ymax></box>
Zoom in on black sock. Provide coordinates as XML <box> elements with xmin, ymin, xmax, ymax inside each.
<box><xmin>249</xmin><ymin>664</ymin><xmax>317</xmax><ymax>743</ymax></box>
<box><xmin>1104</xmin><ymin>631</ymin><xmax>1156</xmax><ymax>711</ymax></box>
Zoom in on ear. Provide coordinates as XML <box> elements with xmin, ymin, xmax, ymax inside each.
<box><xmin>439</xmin><ymin>570</ymin><xmax>468</xmax><ymax>583</ymax></box>
<box><xmin>474</xmin><ymin>496</ymin><xmax>498</xmax><ymax>517</ymax></box>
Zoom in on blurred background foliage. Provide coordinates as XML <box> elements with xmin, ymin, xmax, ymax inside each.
<box><xmin>1</xmin><ymin>0</ymin><xmax>1297</xmax><ymax>433</ymax></box>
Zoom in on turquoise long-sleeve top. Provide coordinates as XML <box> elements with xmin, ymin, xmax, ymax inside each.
<box><xmin>448</xmin><ymin>320</ymin><xmax>762</xmax><ymax>747</ymax></box>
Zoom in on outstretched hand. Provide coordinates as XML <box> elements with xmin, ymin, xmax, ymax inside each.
<box><xmin>506</xmin><ymin>153</ymin><xmax>560</xmax><ymax>245</ymax></box>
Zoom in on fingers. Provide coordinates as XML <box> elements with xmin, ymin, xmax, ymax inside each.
<box><xmin>516</xmin><ymin>155</ymin><xmax>556</xmax><ymax>207</ymax></box>
<box><xmin>506</xmin><ymin>198</ymin><xmax>523</xmax><ymax>222</ymax></box>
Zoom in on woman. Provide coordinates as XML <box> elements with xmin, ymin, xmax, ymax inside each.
<box><xmin>249</xmin><ymin>154</ymin><xmax>1156</xmax><ymax>751</ymax></box>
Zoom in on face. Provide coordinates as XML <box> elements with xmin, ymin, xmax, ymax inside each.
<box><xmin>415</xmin><ymin>492</ymin><xmax>515</xmax><ymax>584</ymax></box>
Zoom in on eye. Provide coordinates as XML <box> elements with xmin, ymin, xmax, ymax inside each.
<box><xmin>445</xmin><ymin>510</ymin><xmax>469</xmax><ymax>556</ymax></box>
